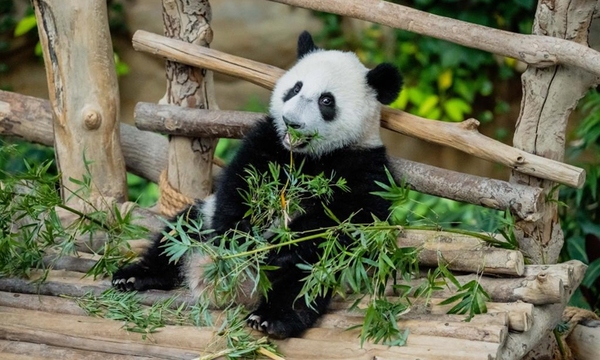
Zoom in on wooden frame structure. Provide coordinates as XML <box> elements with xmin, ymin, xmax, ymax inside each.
<box><xmin>1</xmin><ymin>0</ymin><xmax>599</xmax><ymax>359</ymax></box>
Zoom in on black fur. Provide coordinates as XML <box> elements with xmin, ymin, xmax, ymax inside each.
<box><xmin>297</xmin><ymin>31</ymin><xmax>318</xmax><ymax>59</ymax></box>
<box><xmin>113</xmin><ymin>117</ymin><xmax>392</xmax><ymax>339</ymax></box>
<box><xmin>367</xmin><ymin>63</ymin><xmax>403</xmax><ymax>105</ymax></box>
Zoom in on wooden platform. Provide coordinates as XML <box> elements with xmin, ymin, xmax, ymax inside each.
<box><xmin>0</xmin><ymin>260</ymin><xmax>586</xmax><ymax>360</ymax></box>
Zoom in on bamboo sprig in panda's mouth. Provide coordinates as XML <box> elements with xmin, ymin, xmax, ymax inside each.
<box><xmin>283</xmin><ymin>127</ymin><xmax>319</xmax><ymax>150</ymax></box>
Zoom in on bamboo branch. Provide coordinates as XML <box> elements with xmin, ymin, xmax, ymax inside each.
<box><xmin>131</xmin><ymin>30</ymin><xmax>585</xmax><ymax>188</ymax></box>
<box><xmin>267</xmin><ymin>0</ymin><xmax>600</xmax><ymax>77</ymax></box>
<box><xmin>134</xmin><ymin>102</ymin><xmax>545</xmax><ymax>218</ymax></box>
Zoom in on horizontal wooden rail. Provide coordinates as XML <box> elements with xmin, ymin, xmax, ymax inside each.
<box><xmin>135</xmin><ymin>102</ymin><xmax>545</xmax><ymax>219</ymax></box>
<box><xmin>268</xmin><ymin>0</ymin><xmax>600</xmax><ymax>77</ymax></box>
<box><xmin>132</xmin><ymin>30</ymin><xmax>585</xmax><ymax>188</ymax></box>
<box><xmin>0</xmin><ymin>90</ymin><xmax>544</xmax><ymax>218</ymax></box>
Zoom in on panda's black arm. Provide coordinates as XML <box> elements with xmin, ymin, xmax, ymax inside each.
<box><xmin>211</xmin><ymin>117</ymin><xmax>289</xmax><ymax>234</ymax></box>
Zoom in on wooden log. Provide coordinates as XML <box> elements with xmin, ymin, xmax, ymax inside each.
<box><xmin>394</xmin><ymin>273</ymin><xmax>565</xmax><ymax>305</ymax></box>
<box><xmin>135</xmin><ymin>102</ymin><xmax>259</xmax><ymax>138</ymax></box>
<box><xmin>427</xmin><ymin>298</ymin><xmax>533</xmax><ymax>333</ymax></box>
<box><xmin>267</xmin><ymin>0</ymin><xmax>600</xmax><ymax>77</ymax></box>
<box><xmin>397</xmin><ymin>229</ymin><xmax>525</xmax><ymax>276</ymax></box>
<box><xmin>0</xmin><ymin>306</ymin><xmax>499</xmax><ymax>360</ymax></box>
<box><xmin>318</xmin><ymin>312</ymin><xmax>507</xmax><ymax>343</ymax></box>
<box><xmin>0</xmin><ymin>307</ymin><xmax>210</xmax><ymax>359</ymax></box>
<box><xmin>331</xmin><ymin>295</ymin><xmax>531</xmax><ymax>332</ymax></box>
<box><xmin>134</xmin><ymin>102</ymin><xmax>545</xmax><ymax>219</ymax></box>
<box><xmin>0</xmin><ymin>90</ymin><xmax>544</xmax><ymax>218</ymax></box>
<box><xmin>499</xmin><ymin>259</ymin><xmax>588</xmax><ymax>359</ymax></box>
<box><xmin>509</xmin><ymin>0</ymin><xmax>600</xmax><ymax>264</ymax></box>
<box><xmin>0</xmin><ymin>290</ymin><xmax>506</xmax><ymax>345</ymax></box>
<box><xmin>32</xmin><ymin>0</ymin><xmax>127</xmax><ymax>205</ymax></box>
<box><xmin>158</xmin><ymin>0</ymin><xmax>217</xmax><ymax>215</ymax></box>
<box><xmin>0</xmin><ymin>90</ymin><xmax>168</xmax><ymax>185</ymax></box>
<box><xmin>567</xmin><ymin>319</ymin><xmax>600</xmax><ymax>360</ymax></box>
<box><xmin>0</xmin><ymin>270</ymin><xmax>196</xmax><ymax>307</ymax></box>
<box><xmin>0</xmin><ymin>340</ymin><xmax>156</xmax><ymax>360</ymax></box>
<box><xmin>131</xmin><ymin>30</ymin><xmax>585</xmax><ymax>188</ymax></box>
<box><xmin>523</xmin><ymin>260</ymin><xmax>587</xmax><ymax>293</ymax></box>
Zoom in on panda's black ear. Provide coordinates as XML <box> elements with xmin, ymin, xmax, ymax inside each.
<box><xmin>297</xmin><ymin>31</ymin><xmax>318</xmax><ymax>59</ymax></box>
<box><xmin>367</xmin><ymin>63</ymin><xmax>403</xmax><ymax>105</ymax></box>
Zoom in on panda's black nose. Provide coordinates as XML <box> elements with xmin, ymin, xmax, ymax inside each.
<box><xmin>283</xmin><ymin>116</ymin><xmax>303</xmax><ymax>129</ymax></box>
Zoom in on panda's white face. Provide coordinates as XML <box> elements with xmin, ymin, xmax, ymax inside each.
<box><xmin>270</xmin><ymin>50</ymin><xmax>383</xmax><ymax>157</ymax></box>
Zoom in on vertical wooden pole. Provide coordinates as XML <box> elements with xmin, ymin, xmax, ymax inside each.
<box><xmin>159</xmin><ymin>0</ymin><xmax>218</xmax><ymax>216</ymax></box>
<box><xmin>32</xmin><ymin>0</ymin><xmax>127</xmax><ymax>205</ymax></box>
<box><xmin>510</xmin><ymin>0</ymin><xmax>600</xmax><ymax>265</ymax></box>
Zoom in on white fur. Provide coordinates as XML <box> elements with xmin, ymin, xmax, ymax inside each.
<box><xmin>270</xmin><ymin>50</ymin><xmax>383</xmax><ymax>156</ymax></box>
<box><xmin>200</xmin><ymin>194</ymin><xmax>216</xmax><ymax>229</ymax></box>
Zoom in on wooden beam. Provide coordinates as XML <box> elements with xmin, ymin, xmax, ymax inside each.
<box><xmin>267</xmin><ymin>0</ymin><xmax>600</xmax><ymax>77</ymax></box>
<box><xmin>32</xmin><ymin>0</ymin><xmax>127</xmax><ymax>204</ymax></box>
<box><xmin>0</xmin><ymin>90</ymin><xmax>167</xmax><ymax>184</ymax></box>
<box><xmin>397</xmin><ymin>230</ymin><xmax>525</xmax><ymax>276</ymax></box>
<box><xmin>131</xmin><ymin>30</ymin><xmax>585</xmax><ymax>188</ymax></box>
<box><xmin>134</xmin><ymin>101</ymin><xmax>545</xmax><ymax>218</ymax></box>
<box><xmin>0</xmin><ymin>92</ymin><xmax>544</xmax><ymax>218</ymax></box>
<box><xmin>158</xmin><ymin>0</ymin><xmax>217</xmax><ymax>217</ymax></box>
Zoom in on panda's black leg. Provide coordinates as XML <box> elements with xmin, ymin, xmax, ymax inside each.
<box><xmin>112</xmin><ymin>232</ymin><xmax>183</xmax><ymax>292</ymax></box>
<box><xmin>246</xmin><ymin>269</ymin><xmax>331</xmax><ymax>339</ymax></box>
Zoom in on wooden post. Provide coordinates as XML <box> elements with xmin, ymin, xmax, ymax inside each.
<box><xmin>32</xmin><ymin>0</ymin><xmax>127</xmax><ymax>205</ymax></box>
<box><xmin>509</xmin><ymin>0</ymin><xmax>600</xmax><ymax>264</ymax></box>
<box><xmin>159</xmin><ymin>0</ymin><xmax>218</xmax><ymax>216</ymax></box>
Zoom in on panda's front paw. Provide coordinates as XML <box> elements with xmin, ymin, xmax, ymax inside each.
<box><xmin>112</xmin><ymin>264</ymin><xmax>147</xmax><ymax>292</ymax></box>
<box><xmin>246</xmin><ymin>306</ymin><xmax>317</xmax><ymax>339</ymax></box>
<box><xmin>111</xmin><ymin>275</ymin><xmax>138</xmax><ymax>291</ymax></box>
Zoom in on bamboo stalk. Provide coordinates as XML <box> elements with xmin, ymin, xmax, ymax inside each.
<box><xmin>131</xmin><ymin>30</ymin><xmax>585</xmax><ymax>188</ymax></box>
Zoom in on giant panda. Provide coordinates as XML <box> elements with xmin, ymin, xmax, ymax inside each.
<box><xmin>112</xmin><ymin>31</ymin><xmax>403</xmax><ymax>339</ymax></box>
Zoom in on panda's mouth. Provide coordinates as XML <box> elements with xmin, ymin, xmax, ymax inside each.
<box><xmin>282</xmin><ymin>131</ymin><xmax>313</xmax><ymax>150</ymax></box>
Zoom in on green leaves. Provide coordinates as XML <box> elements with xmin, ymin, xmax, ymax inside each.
<box><xmin>439</xmin><ymin>267</ymin><xmax>491</xmax><ymax>321</ymax></box>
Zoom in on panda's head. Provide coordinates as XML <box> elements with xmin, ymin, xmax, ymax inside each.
<box><xmin>270</xmin><ymin>31</ymin><xmax>403</xmax><ymax>157</ymax></box>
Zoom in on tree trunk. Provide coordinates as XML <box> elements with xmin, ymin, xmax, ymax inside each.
<box><xmin>32</xmin><ymin>0</ymin><xmax>127</xmax><ymax>205</ymax></box>
<box><xmin>159</xmin><ymin>0</ymin><xmax>217</xmax><ymax>216</ymax></box>
<box><xmin>510</xmin><ymin>0</ymin><xmax>600</xmax><ymax>264</ymax></box>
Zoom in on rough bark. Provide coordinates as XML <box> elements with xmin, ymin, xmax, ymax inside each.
<box><xmin>159</xmin><ymin>0</ymin><xmax>217</xmax><ymax>208</ymax></box>
<box><xmin>267</xmin><ymin>0</ymin><xmax>600</xmax><ymax>77</ymax></box>
<box><xmin>32</xmin><ymin>0</ymin><xmax>127</xmax><ymax>205</ymax></box>
<box><xmin>510</xmin><ymin>0</ymin><xmax>600</xmax><ymax>264</ymax></box>
<box><xmin>132</xmin><ymin>30</ymin><xmax>585</xmax><ymax>188</ymax></box>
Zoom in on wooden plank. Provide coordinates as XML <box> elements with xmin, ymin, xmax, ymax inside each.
<box><xmin>0</xmin><ymin>339</ymin><xmax>155</xmax><ymax>360</ymax></box>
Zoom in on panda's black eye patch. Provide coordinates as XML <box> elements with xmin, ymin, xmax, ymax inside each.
<box><xmin>283</xmin><ymin>81</ymin><xmax>303</xmax><ymax>102</ymax></box>
<box><xmin>319</xmin><ymin>92</ymin><xmax>336</xmax><ymax>121</ymax></box>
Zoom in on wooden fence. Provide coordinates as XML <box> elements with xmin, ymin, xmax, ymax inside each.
<box><xmin>1</xmin><ymin>0</ymin><xmax>600</xmax><ymax>359</ymax></box>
